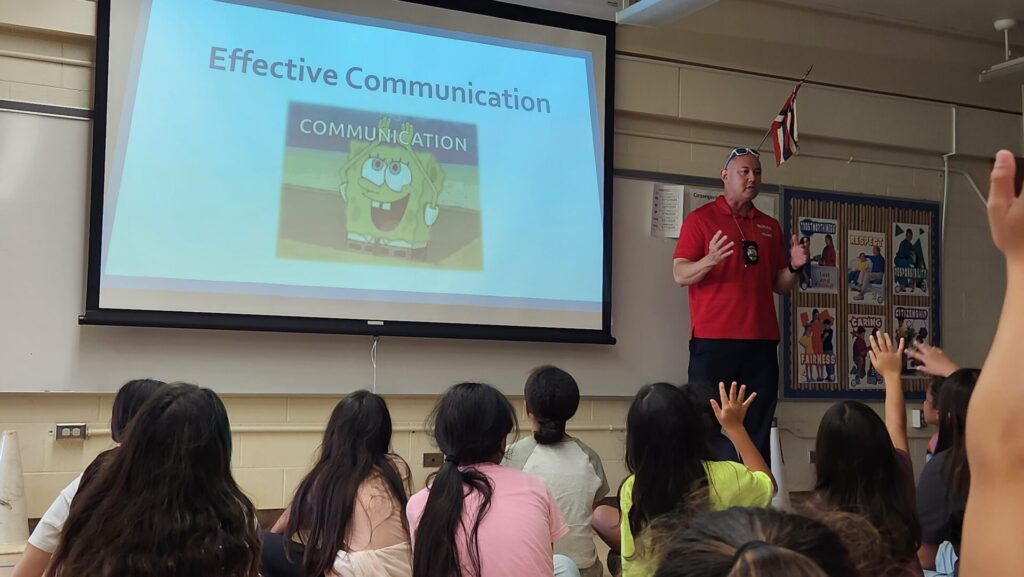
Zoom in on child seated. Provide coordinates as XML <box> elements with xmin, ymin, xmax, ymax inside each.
<box><xmin>503</xmin><ymin>366</ymin><xmax>610</xmax><ymax>577</ymax></box>
<box><xmin>263</xmin><ymin>391</ymin><xmax>412</xmax><ymax>577</ymax></box>
<box><xmin>13</xmin><ymin>379</ymin><xmax>165</xmax><ymax>577</ymax></box>
<box><xmin>407</xmin><ymin>382</ymin><xmax>572</xmax><ymax>577</ymax></box>
<box><xmin>652</xmin><ymin>507</ymin><xmax>861</xmax><ymax>577</ymax></box>
<box><xmin>811</xmin><ymin>333</ymin><xmax>923</xmax><ymax>576</ymax></box>
<box><xmin>48</xmin><ymin>383</ymin><xmax>262</xmax><ymax>577</ymax></box>
<box><xmin>619</xmin><ymin>382</ymin><xmax>775</xmax><ymax>577</ymax></box>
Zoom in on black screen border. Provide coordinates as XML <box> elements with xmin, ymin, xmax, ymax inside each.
<box><xmin>82</xmin><ymin>0</ymin><xmax>616</xmax><ymax>345</ymax></box>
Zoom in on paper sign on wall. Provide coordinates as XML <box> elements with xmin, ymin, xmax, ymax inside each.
<box><xmin>651</xmin><ymin>184</ymin><xmax>686</xmax><ymax>237</ymax></box>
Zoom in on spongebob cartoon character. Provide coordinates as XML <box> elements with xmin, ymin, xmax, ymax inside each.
<box><xmin>339</xmin><ymin>117</ymin><xmax>444</xmax><ymax>260</ymax></box>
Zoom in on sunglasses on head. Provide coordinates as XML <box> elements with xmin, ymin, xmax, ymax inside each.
<box><xmin>724</xmin><ymin>147</ymin><xmax>761</xmax><ymax>168</ymax></box>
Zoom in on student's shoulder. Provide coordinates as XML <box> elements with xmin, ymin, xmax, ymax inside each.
<box><xmin>502</xmin><ymin>436</ymin><xmax>538</xmax><ymax>469</ymax></box>
<box><xmin>493</xmin><ymin>463</ymin><xmax>547</xmax><ymax>488</ymax></box>
<box><xmin>705</xmin><ymin>460</ymin><xmax>769</xmax><ymax>486</ymax></box>
<box><xmin>385</xmin><ymin>453</ymin><xmax>412</xmax><ymax>477</ymax></box>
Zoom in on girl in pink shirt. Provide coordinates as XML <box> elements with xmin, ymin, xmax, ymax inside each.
<box><xmin>407</xmin><ymin>382</ymin><xmax>569</xmax><ymax>577</ymax></box>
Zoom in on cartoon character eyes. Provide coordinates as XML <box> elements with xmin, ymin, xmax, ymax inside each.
<box><xmin>361</xmin><ymin>157</ymin><xmax>386</xmax><ymax>186</ymax></box>
<box><xmin>385</xmin><ymin>161</ymin><xmax>412</xmax><ymax>192</ymax></box>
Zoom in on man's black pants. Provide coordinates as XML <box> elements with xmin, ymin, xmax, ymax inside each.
<box><xmin>687</xmin><ymin>338</ymin><xmax>779</xmax><ymax>465</ymax></box>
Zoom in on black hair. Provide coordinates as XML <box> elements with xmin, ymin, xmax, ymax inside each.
<box><xmin>524</xmin><ymin>365</ymin><xmax>580</xmax><ymax>445</ymax></box>
<box><xmin>626</xmin><ymin>383</ymin><xmax>712</xmax><ymax>543</ymax></box>
<box><xmin>681</xmin><ymin>382</ymin><xmax>722</xmax><ymax>439</ymax></box>
<box><xmin>49</xmin><ymin>383</ymin><xmax>260</xmax><ymax>577</ymax></box>
<box><xmin>652</xmin><ymin>508</ymin><xmax>859</xmax><ymax>577</ymax></box>
<box><xmin>927</xmin><ymin>376</ymin><xmax>945</xmax><ymax>399</ymax></box>
<box><xmin>934</xmin><ymin>369</ymin><xmax>980</xmax><ymax>503</ymax></box>
<box><xmin>412</xmin><ymin>382</ymin><xmax>517</xmax><ymax>577</ymax></box>
<box><xmin>814</xmin><ymin>401</ymin><xmax>921</xmax><ymax>567</ymax></box>
<box><xmin>284</xmin><ymin>391</ymin><xmax>409</xmax><ymax>577</ymax></box>
<box><xmin>110</xmin><ymin>378</ymin><xmax>166</xmax><ymax>443</ymax></box>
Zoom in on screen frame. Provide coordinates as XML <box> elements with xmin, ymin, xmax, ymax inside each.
<box><xmin>82</xmin><ymin>0</ymin><xmax>616</xmax><ymax>344</ymax></box>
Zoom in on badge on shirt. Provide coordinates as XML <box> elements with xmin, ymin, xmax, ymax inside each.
<box><xmin>743</xmin><ymin>240</ymin><xmax>759</xmax><ymax>265</ymax></box>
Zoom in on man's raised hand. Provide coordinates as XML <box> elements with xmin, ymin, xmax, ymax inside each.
<box><xmin>703</xmin><ymin>230</ymin><xmax>735</xmax><ymax>267</ymax></box>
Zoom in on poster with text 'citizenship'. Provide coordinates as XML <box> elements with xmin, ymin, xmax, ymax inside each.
<box><xmin>847</xmin><ymin>230</ymin><xmax>886</xmax><ymax>305</ymax></box>
<box><xmin>848</xmin><ymin>314</ymin><xmax>885</xmax><ymax>389</ymax></box>
<box><xmin>798</xmin><ymin>217</ymin><xmax>839</xmax><ymax>294</ymax></box>
<box><xmin>894</xmin><ymin>306</ymin><xmax>931</xmax><ymax>375</ymax></box>
<box><xmin>798</xmin><ymin>307</ymin><xmax>838</xmax><ymax>386</ymax></box>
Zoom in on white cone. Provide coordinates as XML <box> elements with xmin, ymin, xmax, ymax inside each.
<box><xmin>770</xmin><ymin>420</ymin><xmax>791</xmax><ymax>511</ymax></box>
<box><xmin>0</xmin><ymin>430</ymin><xmax>29</xmax><ymax>553</ymax></box>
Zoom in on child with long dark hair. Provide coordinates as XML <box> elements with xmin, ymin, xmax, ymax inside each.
<box><xmin>13</xmin><ymin>378</ymin><xmax>166</xmax><ymax>577</ymax></box>
<box><xmin>503</xmin><ymin>366</ymin><xmax>610</xmax><ymax>577</ymax></box>
<box><xmin>813</xmin><ymin>333</ymin><xmax>922</xmax><ymax>576</ymax></box>
<box><xmin>915</xmin><ymin>368</ymin><xmax>979</xmax><ymax>574</ymax></box>
<box><xmin>620</xmin><ymin>382</ymin><xmax>775</xmax><ymax>577</ymax></box>
<box><xmin>407</xmin><ymin>382</ymin><xmax>570</xmax><ymax>577</ymax></box>
<box><xmin>46</xmin><ymin>383</ymin><xmax>261</xmax><ymax>577</ymax></box>
<box><xmin>263</xmin><ymin>390</ymin><xmax>412</xmax><ymax>577</ymax></box>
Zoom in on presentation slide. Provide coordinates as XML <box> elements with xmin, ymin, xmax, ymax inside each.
<box><xmin>95</xmin><ymin>0</ymin><xmax>610</xmax><ymax>336</ymax></box>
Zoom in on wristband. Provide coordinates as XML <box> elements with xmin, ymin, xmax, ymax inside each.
<box><xmin>788</xmin><ymin>263</ymin><xmax>804</xmax><ymax>274</ymax></box>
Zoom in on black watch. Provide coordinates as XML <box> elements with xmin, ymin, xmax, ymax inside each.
<box><xmin>788</xmin><ymin>263</ymin><xmax>804</xmax><ymax>274</ymax></box>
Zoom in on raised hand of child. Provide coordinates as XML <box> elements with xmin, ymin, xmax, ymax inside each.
<box><xmin>989</xmin><ymin>150</ymin><xmax>1024</xmax><ymax>260</ymax></box>
<box><xmin>906</xmin><ymin>341</ymin><xmax>959</xmax><ymax>378</ymax></box>
<box><xmin>710</xmin><ymin>381</ymin><xmax>757</xmax><ymax>433</ymax></box>
<box><xmin>869</xmin><ymin>332</ymin><xmax>905</xmax><ymax>379</ymax></box>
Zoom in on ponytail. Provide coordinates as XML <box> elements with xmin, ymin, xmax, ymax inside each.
<box><xmin>411</xmin><ymin>382</ymin><xmax>516</xmax><ymax>577</ymax></box>
<box><xmin>412</xmin><ymin>462</ymin><xmax>494</xmax><ymax>577</ymax></box>
<box><xmin>524</xmin><ymin>366</ymin><xmax>579</xmax><ymax>446</ymax></box>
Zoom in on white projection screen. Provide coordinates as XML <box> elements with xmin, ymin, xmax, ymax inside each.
<box><xmin>83</xmin><ymin>0</ymin><xmax>615</xmax><ymax>343</ymax></box>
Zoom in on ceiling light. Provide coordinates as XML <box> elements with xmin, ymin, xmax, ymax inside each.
<box><xmin>979</xmin><ymin>18</ymin><xmax>1023</xmax><ymax>83</ymax></box>
<box><xmin>616</xmin><ymin>0</ymin><xmax>720</xmax><ymax>26</ymax></box>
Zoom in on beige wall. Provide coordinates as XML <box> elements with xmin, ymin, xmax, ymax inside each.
<box><xmin>2</xmin><ymin>0</ymin><xmax>1022</xmax><ymax>516</ymax></box>
<box><xmin>5</xmin><ymin>394</ymin><xmax>630</xmax><ymax>518</ymax></box>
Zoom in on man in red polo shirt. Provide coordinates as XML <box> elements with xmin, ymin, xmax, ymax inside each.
<box><xmin>673</xmin><ymin>147</ymin><xmax>808</xmax><ymax>463</ymax></box>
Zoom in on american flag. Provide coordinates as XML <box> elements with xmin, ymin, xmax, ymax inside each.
<box><xmin>771</xmin><ymin>85</ymin><xmax>801</xmax><ymax>167</ymax></box>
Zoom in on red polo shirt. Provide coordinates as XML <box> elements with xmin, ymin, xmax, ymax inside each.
<box><xmin>673</xmin><ymin>196</ymin><xmax>785</xmax><ymax>341</ymax></box>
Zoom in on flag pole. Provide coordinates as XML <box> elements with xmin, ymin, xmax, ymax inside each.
<box><xmin>756</xmin><ymin>64</ymin><xmax>814</xmax><ymax>151</ymax></box>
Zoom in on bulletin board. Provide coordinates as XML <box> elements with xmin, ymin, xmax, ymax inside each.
<box><xmin>781</xmin><ymin>187</ymin><xmax>941</xmax><ymax>400</ymax></box>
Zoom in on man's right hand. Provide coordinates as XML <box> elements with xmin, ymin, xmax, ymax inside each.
<box><xmin>701</xmin><ymin>230</ymin><xmax>734</xmax><ymax>268</ymax></box>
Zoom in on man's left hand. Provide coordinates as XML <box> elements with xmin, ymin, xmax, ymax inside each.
<box><xmin>789</xmin><ymin>234</ymin><xmax>810</xmax><ymax>269</ymax></box>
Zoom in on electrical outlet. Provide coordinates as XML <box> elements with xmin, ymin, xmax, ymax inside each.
<box><xmin>422</xmin><ymin>452</ymin><xmax>443</xmax><ymax>468</ymax></box>
<box><xmin>911</xmin><ymin>409</ymin><xmax>924</xmax><ymax>429</ymax></box>
<box><xmin>55</xmin><ymin>423</ymin><xmax>87</xmax><ymax>440</ymax></box>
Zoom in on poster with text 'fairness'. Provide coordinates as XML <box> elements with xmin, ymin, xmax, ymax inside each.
<box><xmin>798</xmin><ymin>307</ymin><xmax>838</xmax><ymax>386</ymax></box>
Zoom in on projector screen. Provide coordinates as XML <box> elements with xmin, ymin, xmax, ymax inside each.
<box><xmin>84</xmin><ymin>0</ymin><xmax>615</xmax><ymax>343</ymax></box>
